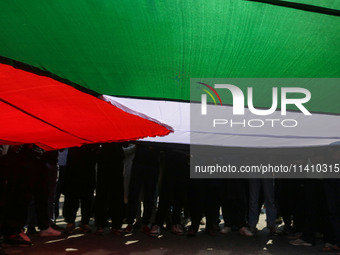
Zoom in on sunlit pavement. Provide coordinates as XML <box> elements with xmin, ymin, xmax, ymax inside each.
<box><xmin>2</xmin><ymin>214</ymin><xmax>329</xmax><ymax>255</ymax></box>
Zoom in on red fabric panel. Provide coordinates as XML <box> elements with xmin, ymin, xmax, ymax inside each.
<box><xmin>0</xmin><ymin>63</ymin><xmax>171</xmax><ymax>150</ymax></box>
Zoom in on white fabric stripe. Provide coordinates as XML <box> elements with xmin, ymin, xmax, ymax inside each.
<box><xmin>100</xmin><ymin>95</ymin><xmax>173</xmax><ymax>132</ymax></box>
<box><xmin>103</xmin><ymin>95</ymin><xmax>340</xmax><ymax>148</ymax></box>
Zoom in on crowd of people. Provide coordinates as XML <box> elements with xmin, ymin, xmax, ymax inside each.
<box><xmin>0</xmin><ymin>143</ymin><xmax>339</xmax><ymax>254</ymax></box>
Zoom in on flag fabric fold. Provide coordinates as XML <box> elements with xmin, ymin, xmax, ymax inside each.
<box><xmin>0</xmin><ymin>63</ymin><xmax>172</xmax><ymax>150</ymax></box>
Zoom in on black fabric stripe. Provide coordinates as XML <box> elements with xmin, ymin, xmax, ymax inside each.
<box><xmin>246</xmin><ymin>0</ymin><xmax>340</xmax><ymax>17</ymax></box>
<box><xmin>0</xmin><ymin>56</ymin><xmax>100</xmax><ymax>98</ymax></box>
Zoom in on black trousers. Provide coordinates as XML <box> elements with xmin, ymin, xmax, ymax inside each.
<box><xmin>221</xmin><ymin>179</ymin><xmax>247</xmax><ymax>228</ymax></box>
<box><xmin>62</xmin><ymin>146</ymin><xmax>96</xmax><ymax>225</ymax></box>
<box><xmin>95</xmin><ymin>162</ymin><xmax>124</xmax><ymax>229</ymax></box>
<box><xmin>188</xmin><ymin>179</ymin><xmax>221</xmax><ymax>231</ymax></box>
<box><xmin>63</xmin><ymin>191</ymin><xmax>93</xmax><ymax>225</ymax></box>
<box><xmin>2</xmin><ymin>154</ymin><xmax>49</xmax><ymax>235</ymax></box>
<box><xmin>301</xmin><ymin>179</ymin><xmax>334</xmax><ymax>245</ymax></box>
<box><xmin>126</xmin><ymin>164</ymin><xmax>159</xmax><ymax>225</ymax></box>
<box><xmin>154</xmin><ymin>151</ymin><xmax>188</xmax><ymax>227</ymax></box>
<box><xmin>0</xmin><ymin>155</ymin><xmax>9</xmax><ymax>235</ymax></box>
<box><xmin>54</xmin><ymin>165</ymin><xmax>66</xmax><ymax>221</ymax></box>
<box><xmin>324</xmin><ymin>179</ymin><xmax>340</xmax><ymax>246</ymax></box>
<box><xmin>275</xmin><ymin>179</ymin><xmax>305</xmax><ymax>231</ymax></box>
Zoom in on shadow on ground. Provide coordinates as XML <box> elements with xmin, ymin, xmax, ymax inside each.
<box><xmin>3</xmin><ymin>223</ymin><xmax>329</xmax><ymax>255</ymax></box>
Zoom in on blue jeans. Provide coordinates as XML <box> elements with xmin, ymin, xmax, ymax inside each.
<box><xmin>248</xmin><ymin>178</ymin><xmax>277</xmax><ymax>228</ymax></box>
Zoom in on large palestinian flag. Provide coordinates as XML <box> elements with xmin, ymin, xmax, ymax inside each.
<box><xmin>1</xmin><ymin>1</ymin><xmax>340</xmax><ymax>150</ymax></box>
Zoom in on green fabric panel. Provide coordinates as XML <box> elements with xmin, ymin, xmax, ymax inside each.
<box><xmin>1</xmin><ymin>1</ymin><xmax>340</xmax><ymax>112</ymax></box>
